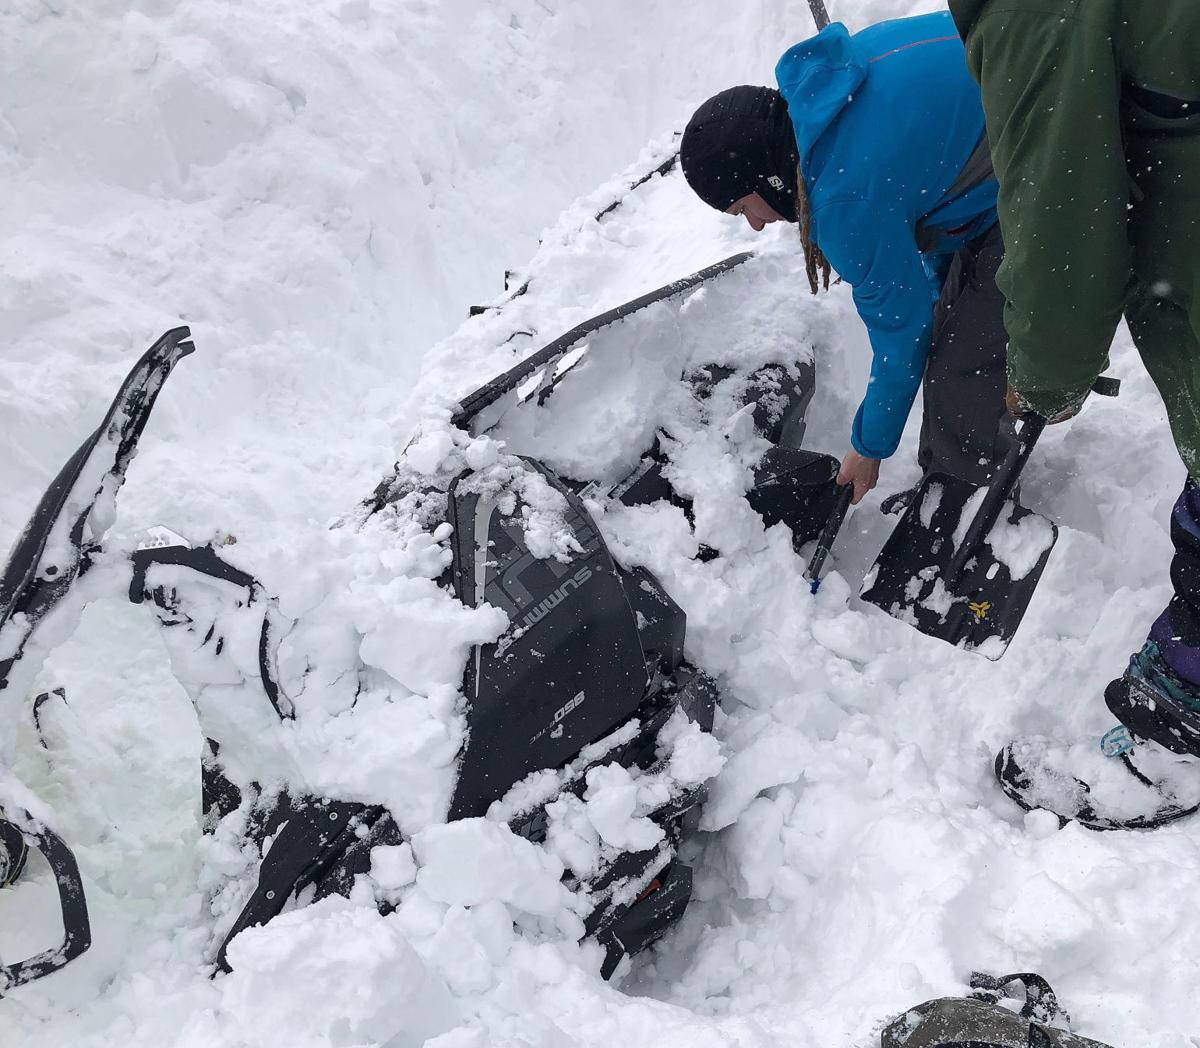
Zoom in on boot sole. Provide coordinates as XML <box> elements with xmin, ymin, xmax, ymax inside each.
<box><xmin>994</xmin><ymin>746</ymin><xmax>1200</xmax><ymax>832</ymax></box>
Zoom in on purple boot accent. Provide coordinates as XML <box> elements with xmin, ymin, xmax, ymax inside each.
<box><xmin>1150</xmin><ymin>609</ymin><xmax>1200</xmax><ymax>687</ymax></box>
<box><xmin>1147</xmin><ymin>480</ymin><xmax>1200</xmax><ymax>687</ymax></box>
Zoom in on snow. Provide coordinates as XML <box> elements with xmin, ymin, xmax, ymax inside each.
<box><xmin>1</xmin><ymin>2</ymin><xmax>1197</xmax><ymax>1047</ymax></box>
<box><xmin>987</xmin><ymin>510</ymin><xmax>1057</xmax><ymax>583</ymax></box>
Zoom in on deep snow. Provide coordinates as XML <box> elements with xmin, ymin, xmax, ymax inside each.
<box><xmin>2</xmin><ymin>2</ymin><xmax>1198</xmax><ymax>1046</ymax></box>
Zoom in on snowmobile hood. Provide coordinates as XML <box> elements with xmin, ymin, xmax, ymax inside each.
<box><xmin>773</xmin><ymin>23</ymin><xmax>867</xmax><ymax>172</ymax></box>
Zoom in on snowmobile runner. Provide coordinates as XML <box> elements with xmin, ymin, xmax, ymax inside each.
<box><xmin>0</xmin><ymin>326</ymin><xmax>193</xmax><ymax>992</ymax></box>
<box><xmin>0</xmin><ymin>254</ymin><xmax>844</xmax><ymax>992</ymax></box>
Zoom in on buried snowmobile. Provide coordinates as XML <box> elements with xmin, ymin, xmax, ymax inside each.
<box><xmin>0</xmin><ymin>253</ymin><xmax>844</xmax><ymax>995</ymax></box>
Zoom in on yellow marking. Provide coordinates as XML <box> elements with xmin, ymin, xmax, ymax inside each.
<box><xmin>968</xmin><ymin>600</ymin><xmax>991</xmax><ymax>621</ymax></box>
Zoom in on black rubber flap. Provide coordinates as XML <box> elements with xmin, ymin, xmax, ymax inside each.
<box><xmin>598</xmin><ymin>863</ymin><xmax>693</xmax><ymax>979</ymax></box>
<box><xmin>860</xmin><ymin>472</ymin><xmax>1057</xmax><ymax>660</ymax></box>
<box><xmin>448</xmin><ymin>458</ymin><xmax>649</xmax><ymax>820</ymax></box>
<box><xmin>748</xmin><ymin>447</ymin><xmax>840</xmax><ymax>548</ymax></box>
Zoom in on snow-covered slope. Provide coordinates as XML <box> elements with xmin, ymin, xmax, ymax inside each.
<box><xmin>2</xmin><ymin>2</ymin><xmax>1195</xmax><ymax>1047</ymax></box>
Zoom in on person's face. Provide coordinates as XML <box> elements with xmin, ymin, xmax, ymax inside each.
<box><xmin>725</xmin><ymin>192</ymin><xmax>785</xmax><ymax>232</ymax></box>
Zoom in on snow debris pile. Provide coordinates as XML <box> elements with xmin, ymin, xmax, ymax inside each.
<box><xmin>2</xmin><ymin>2</ymin><xmax>1199</xmax><ymax>1047</ymax></box>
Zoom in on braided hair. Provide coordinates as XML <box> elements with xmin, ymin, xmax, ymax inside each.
<box><xmin>795</xmin><ymin>163</ymin><xmax>831</xmax><ymax>296</ymax></box>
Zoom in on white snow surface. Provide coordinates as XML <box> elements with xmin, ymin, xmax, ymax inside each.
<box><xmin>1</xmin><ymin>2</ymin><xmax>1196</xmax><ymax>1046</ymax></box>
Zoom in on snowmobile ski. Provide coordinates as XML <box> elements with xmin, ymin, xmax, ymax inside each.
<box><xmin>0</xmin><ymin>810</ymin><xmax>91</xmax><ymax>996</ymax></box>
<box><xmin>0</xmin><ymin>328</ymin><xmax>193</xmax><ymax>993</ymax></box>
<box><xmin>0</xmin><ymin>327</ymin><xmax>195</xmax><ymax>700</ymax></box>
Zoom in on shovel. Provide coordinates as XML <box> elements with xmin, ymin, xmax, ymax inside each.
<box><xmin>860</xmin><ymin>413</ymin><xmax>1053</xmax><ymax>659</ymax></box>
<box><xmin>805</xmin><ymin>481</ymin><xmax>853</xmax><ymax>594</ymax></box>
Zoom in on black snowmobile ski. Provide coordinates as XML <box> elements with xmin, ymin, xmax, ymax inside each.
<box><xmin>0</xmin><ymin>817</ymin><xmax>28</xmax><ymax>888</ymax></box>
<box><xmin>0</xmin><ymin>327</ymin><xmax>195</xmax><ymax>699</ymax></box>
<box><xmin>0</xmin><ymin>810</ymin><xmax>91</xmax><ymax>996</ymax></box>
<box><xmin>0</xmin><ymin>328</ymin><xmax>193</xmax><ymax>988</ymax></box>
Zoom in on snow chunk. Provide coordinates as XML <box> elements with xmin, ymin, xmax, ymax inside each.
<box><xmin>221</xmin><ymin>899</ymin><xmax>460</xmax><ymax>1048</ymax></box>
<box><xmin>918</xmin><ymin>480</ymin><xmax>943</xmax><ymax>528</ymax></box>
<box><xmin>658</xmin><ymin>708</ymin><xmax>725</xmax><ymax>785</ymax></box>
<box><xmin>412</xmin><ymin>819</ymin><xmax>568</xmax><ymax>916</ymax></box>
<box><xmin>371</xmin><ymin>842</ymin><xmax>417</xmax><ymax>891</ymax></box>
<box><xmin>583</xmin><ymin>763</ymin><xmax>667</xmax><ymax>852</ymax></box>
<box><xmin>701</xmin><ymin>726</ymin><xmax>807</xmax><ymax>831</ymax></box>
<box><xmin>986</xmin><ymin>510</ymin><xmax>1055</xmax><ymax>581</ymax></box>
<box><xmin>353</xmin><ymin>575</ymin><xmax>507</xmax><ymax>693</ymax></box>
<box><xmin>407</xmin><ymin>428</ymin><xmax>457</xmax><ymax>475</ymax></box>
<box><xmin>951</xmin><ymin>485</ymin><xmax>989</xmax><ymax>549</ymax></box>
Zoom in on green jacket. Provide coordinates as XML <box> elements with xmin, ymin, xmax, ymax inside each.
<box><xmin>949</xmin><ymin>0</ymin><xmax>1200</xmax><ymax>417</ymax></box>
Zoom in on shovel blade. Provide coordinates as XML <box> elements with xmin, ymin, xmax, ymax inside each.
<box><xmin>860</xmin><ymin>472</ymin><xmax>1057</xmax><ymax>659</ymax></box>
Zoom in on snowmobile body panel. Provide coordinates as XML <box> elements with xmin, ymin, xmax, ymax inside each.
<box><xmin>447</xmin><ymin>458</ymin><xmax>653</xmax><ymax>820</ymax></box>
<box><xmin>614</xmin><ymin>563</ymin><xmax>686</xmax><ymax>678</ymax></box>
<box><xmin>687</xmin><ymin>360</ymin><xmax>816</xmax><ymax>450</ymax></box>
<box><xmin>213</xmin><ymin>795</ymin><xmax>400</xmax><ymax>972</ymax></box>
<box><xmin>596</xmin><ymin>862</ymin><xmax>692</xmax><ymax>980</ymax></box>
<box><xmin>882</xmin><ymin>996</ymin><xmax>1112</xmax><ymax>1048</ymax></box>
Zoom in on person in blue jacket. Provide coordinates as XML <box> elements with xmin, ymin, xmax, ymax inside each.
<box><xmin>680</xmin><ymin>12</ymin><xmax>1010</xmax><ymax>505</ymax></box>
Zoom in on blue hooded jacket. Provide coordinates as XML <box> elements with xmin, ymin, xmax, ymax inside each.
<box><xmin>776</xmin><ymin>12</ymin><xmax>998</xmax><ymax>460</ymax></box>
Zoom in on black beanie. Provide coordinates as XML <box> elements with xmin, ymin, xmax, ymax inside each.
<box><xmin>680</xmin><ymin>86</ymin><xmax>800</xmax><ymax>223</ymax></box>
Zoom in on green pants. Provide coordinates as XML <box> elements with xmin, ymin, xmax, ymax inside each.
<box><xmin>951</xmin><ymin>0</ymin><xmax>1200</xmax><ymax>477</ymax></box>
<box><xmin>1125</xmin><ymin>102</ymin><xmax>1200</xmax><ymax>481</ymax></box>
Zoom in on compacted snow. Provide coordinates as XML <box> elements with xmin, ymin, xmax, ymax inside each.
<box><xmin>2</xmin><ymin>2</ymin><xmax>1196</xmax><ymax>1046</ymax></box>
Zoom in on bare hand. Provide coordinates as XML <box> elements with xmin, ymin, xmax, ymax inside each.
<box><xmin>837</xmin><ymin>449</ymin><xmax>880</xmax><ymax>506</ymax></box>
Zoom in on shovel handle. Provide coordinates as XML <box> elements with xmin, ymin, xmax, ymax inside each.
<box><xmin>946</xmin><ymin>413</ymin><xmax>1046</xmax><ymax>581</ymax></box>
<box><xmin>806</xmin><ymin>482</ymin><xmax>853</xmax><ymax>591</ymax></box>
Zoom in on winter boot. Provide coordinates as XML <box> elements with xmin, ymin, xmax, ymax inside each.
<box><xmin>995</xmin><ymin>643</ymin><xmax>1200</xmax><ymax>830</ymax></box>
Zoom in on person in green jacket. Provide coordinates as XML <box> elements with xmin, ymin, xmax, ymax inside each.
<box><xmin>949</xmin><ymin>0</ymin><xmax>1200</xmax><ymax>830</ymax></box>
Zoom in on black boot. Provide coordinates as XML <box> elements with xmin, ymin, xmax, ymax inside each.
<box><xmin>995</xmin><ymin>643</ymin><xmax>1200</xmax><ymax>831</ymax></box>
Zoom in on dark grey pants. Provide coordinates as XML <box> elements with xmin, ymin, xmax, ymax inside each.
<box><xmin>918</xmin><ymin>222</ymin><xmax>1017</xmax><ymax>486</ymax></box>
